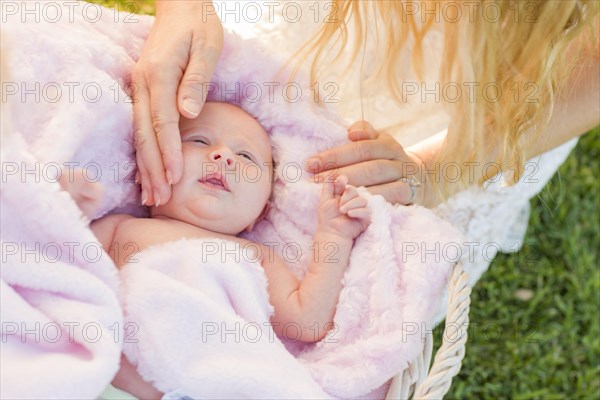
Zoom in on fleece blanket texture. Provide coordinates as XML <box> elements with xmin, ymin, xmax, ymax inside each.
<box><xmin>0</xmin><ymin>2</ymin><xmax>464</xmax><ymax>398</ymax></box>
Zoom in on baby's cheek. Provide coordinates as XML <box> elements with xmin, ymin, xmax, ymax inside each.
<box><xmin>259</xmin><ymin>178</ymin><xmax>273</xmax><ymax>202</ymax></box>
<box><xmin>238</xmin><ymin>181</ymin><xmax>269</xmax><ymax>211</ymax></box>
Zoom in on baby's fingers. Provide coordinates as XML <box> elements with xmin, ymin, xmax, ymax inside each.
<box><xmin>333</xmin><ymin>175</ymin><xmax>348</xmax><ymax>197</ymax></box>
<box><xmin>339</xmin><ymin>195</ymin><xmax>367</xmax><ymax>214</ymax></box>
<box><xmin>339</xmin><ymin>185</ymin><xmax>359</xmax><ymax>206</ymax></box>
<box><xmin>320</xmin><ymin>175</ymin><xmax>347</xmax><ymax>204</ymax></box>
<box><xmin>319</xmin><ymin>178</ymin><xmax>335</xmax><ymax>202</ymax></box>
<box><xmin>347</xmin><ymin>207</ymin><xmax>371</xmax><ymax>221</ymax></box>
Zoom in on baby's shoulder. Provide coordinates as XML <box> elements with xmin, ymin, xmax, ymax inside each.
<box><xmin>113</xmin><ymin>216</ymin><xmax>174</xmax><ymax>247</ymax></box>
<box><xmin>90</xmin><ymin>213</ymin><xmax>135</xmax><ymax>252</ymax></box>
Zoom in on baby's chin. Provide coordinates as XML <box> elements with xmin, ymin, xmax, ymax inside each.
<box><xmin>197</xmin><ymin>219</ymin><xmax>249</xmax><ymax>236</ymax></box>
<box><xmin>151</xmin><ymin>196</ymin><xmax>261</xmax><ymax>235</ymax></box>
<box><xmin>179</xmin><ymin>211</ymin><xmax>251</xmax><ymax>236</ymax></box>
<box><xmin>155</xmin><ymin>210</ymin><xmax>248</xmax><ymax>236</ymax></box>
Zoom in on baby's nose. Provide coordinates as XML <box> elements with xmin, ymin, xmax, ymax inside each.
<box><xmin>210</xmin><ymin>147</ymin><xmax>234</xmax><ymax>167</ymax></box>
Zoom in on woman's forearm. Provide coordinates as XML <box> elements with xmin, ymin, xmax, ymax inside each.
<box><xmin>522</xmin><ymin>37</ymin><xmax>599</xmax><ymax>161</ymax></box>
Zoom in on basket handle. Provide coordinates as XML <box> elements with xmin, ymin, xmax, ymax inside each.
<box><xmin>386</xmin><ymin>262</ymin><xmax>471</xmax><ymax>400</ymax></box>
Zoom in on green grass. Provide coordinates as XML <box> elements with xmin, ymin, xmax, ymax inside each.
<box><xmin>89</xmin><ymin>1</ymin><xmax>599</xmax><ymax>397</ymax></box>
<box><xmin>441</xmin><ymin>126</ymin><xmax>600</xmax><ymax>400</ymax></box>
<box><xmin>89</xmin><ymin>0</ymin><xmax>155</xmax><ymax>15</ymax></box>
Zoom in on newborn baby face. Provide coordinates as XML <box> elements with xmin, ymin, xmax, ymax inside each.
<box><xmin>152</xmin><ymin>102</ymin><xmax>273</xmax><ymax>235</ymax></box>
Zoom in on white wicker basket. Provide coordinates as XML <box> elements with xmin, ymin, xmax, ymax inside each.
<box><xmin>386</xmin><ymin>262</ymin><xmax>472</xmax><ymax>399</ymax></box>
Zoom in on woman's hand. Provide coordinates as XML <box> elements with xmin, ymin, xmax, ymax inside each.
<box><xmin>306</xmin><ymin>121</ymin><xmax>426</xmax><ymax>205</ymax></box>
<box><xmin>133</xmin><ymin>1</ymin><xmax>223</xmax><ymax>206</ymax></box>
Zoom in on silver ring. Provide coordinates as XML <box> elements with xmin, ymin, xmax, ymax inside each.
<box><xmin>398</xmin><ymin>175</ymin><xmax>421</xmax><ymax>205</ymax></box>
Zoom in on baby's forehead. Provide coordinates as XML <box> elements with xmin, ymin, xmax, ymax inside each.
<box><xmin>185</xmin><ymin>102</ymin><xmax>272</xmax><ymax>158</ymax></box>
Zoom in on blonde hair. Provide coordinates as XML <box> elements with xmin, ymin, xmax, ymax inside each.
<box><xmin>294</xmin><ymin>0</ymin><xmax>599</xmax><ymax>204</ymax></box>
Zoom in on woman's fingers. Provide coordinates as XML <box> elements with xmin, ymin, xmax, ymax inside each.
<box><xmin>306</xmin><ymin>121</ymin><xmax>423</xmax><ymax>206</ymax></box>
<box><xmin>348</xmin><ymin>120</ymin><xmax>378</xmax><ymax>141</ymax></box>
<box><xmin>314</xmin><ymin>161</ymin><xmax>420</xmax><ymax>205</ymax></box>
<box><xmin>177</xmin><ymin>14</ymin><xmax>223</xmax><ymax>119</ymax></box>
<box><xmin>133</xmin><ymin>2</ymin><xmax>225</xmax><ymax>207</ymax></box>
<box><xmin>132</xmin><ymin>73</ymin><xmax>164</xmax><ymax>206</ymax></box>
<box><xmin>307</xmin><ymin>137</ymin><xmax>400</xmax><ymax>173</ymax></box>
<box><xmin>367</xmin><ymin>180</ymin><xmax>416</xmax><ymax>205</ymax></box>
<box><xmin>147</xmin><ymin>64</ymin><xmax>182</xmax><ymax>197</ymax></box>
<box><xmin>313</xmin><ymin>159</ymin><xmax>402</xmax><ymax>187</ymax></box>
<box><xmin>348</xmin><ymin>130</ymin><xmax>377</xmax><ymax>141</ymax></box>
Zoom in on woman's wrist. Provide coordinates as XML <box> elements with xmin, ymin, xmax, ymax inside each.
<box><xmin>405</xmin><ymin>130</ymin><xmax>448</xmax><ymax>207</ymax></box>
<box><xmin>402</xmin><ymin>149</ymin><xmax>428</xmax><ymax>206</ymax></box>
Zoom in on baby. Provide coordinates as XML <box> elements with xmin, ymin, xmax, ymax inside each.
<box><xmin>63</xmin><ymin>101</ymin><xmax>370</xmax><ymax>398</ymax></box>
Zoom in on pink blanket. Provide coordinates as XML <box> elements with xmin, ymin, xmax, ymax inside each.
<box><xmin>1</xmin><ymin>2</ymin><xmax>464</xmax><ymax>398</ymax></box>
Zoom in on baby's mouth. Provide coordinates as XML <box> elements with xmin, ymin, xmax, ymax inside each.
<box><xmin>198</xmin><ymin>173</ymin><xmax>230</xmax><ymax>192</ymax></box>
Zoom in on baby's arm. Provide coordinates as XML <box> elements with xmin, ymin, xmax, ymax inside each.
<box><xmin>261</xmin><ymin>176</ymin><xmax>370</xmax><ymax>342</ymax></box>
<box><xmin>90</xmin><ymin>214</ymin><xmax>134</xmax><ymax>254</ymax></box>
<box><xmin>58</xmin><ymin>167</ymin><xmax>133</xmax><ymax>253</ymax></box>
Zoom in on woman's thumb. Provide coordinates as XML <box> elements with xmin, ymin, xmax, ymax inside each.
<box><xmin>177</xmin><ymin>42</ymin><xmax>221</xmax><ymax>118</ymax></box>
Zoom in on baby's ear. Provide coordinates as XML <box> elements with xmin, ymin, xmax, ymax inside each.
<box><xmin>245</xmin><ymin>201</ymin><xmax>271</xmax><ymax>233</ymax></box>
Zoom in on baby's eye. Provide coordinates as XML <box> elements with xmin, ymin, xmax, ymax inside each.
<box><xmin>190</xmin><ymin>137</ymin><xmax>209</xmax><ymax>145</ymax></box>
<box><xmin>237</xmin><ymin>151</ymin><xmax>254</xmax><ymax>162</ymax></box>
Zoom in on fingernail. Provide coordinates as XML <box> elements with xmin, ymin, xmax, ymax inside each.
<box><xmin>306</xmin><ymin>157</ymin><xmax>320</xmax><ymax>170</ymax></box>
<box><xmin>166</xmin><ymin>170</ymin><xmax>173</xmax><ymax>185</ymax></box>
<box><xmin>154</xmin><ymin>191</ymin><xmax>161</xmax><ymax>207</ymax></box>
<box><xmin>141</xmin><ymin>190</ymin><xmax>147</xmax><ymax>205</ymax></box>
<box><xmin>182</xmin><ymin>98</ymin><xmax>200</xmax><ymax>117</ymax></box>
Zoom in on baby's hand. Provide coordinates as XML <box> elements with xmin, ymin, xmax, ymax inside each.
<box><xmin>318</xmin><ymin>175</ymin><xmax>371</xmax><ymax>240</ymax></box>
<box><xmin>59</xmin><ymin>168</ymin><xmax>104</xmax><ymax>219</ymax></box>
